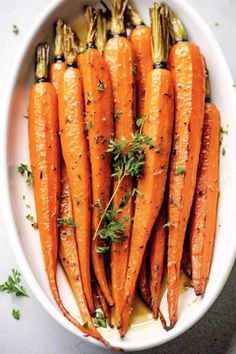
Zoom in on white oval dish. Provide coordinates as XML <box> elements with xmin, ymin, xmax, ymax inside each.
<box><xmin>1</xmin><ymin>0</ymin><xmax>236</xmax><ymax>351</ymax></box>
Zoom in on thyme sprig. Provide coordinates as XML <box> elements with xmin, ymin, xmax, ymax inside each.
<box><xmin>93</xmin><ymin>126</ymin><xmax>153</xmax><ymax>241</ymax></box>
<box><xmin>0</xmin><ymin>269</ymin><xmax>28</xmax><ymax>297</ymax></box>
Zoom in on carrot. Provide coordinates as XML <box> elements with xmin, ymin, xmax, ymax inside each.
<box><xmin>58</xmin><ymin>26</ymin><xmax>94</xmax><ymax>314</ymax></box>
<box><xmin>128</xmin><ymin>5</ymin><xmax>152</xmax><ymax>117</ymax></box>
<box><xmin>49</xmin><ymin>19</ymin><xmax>66</xmax><ymax>95</ymax></box>
<box><xmin>138</xmin><ymin>247</ymin><xmax>152</xmax><ymax>310</ymax></box>
<box><xmin>104</xmin><ymin>0</ymin><xmax>135</xmax><ymax>328</ymax></box>
<box><xmin>59</xmin><ymin>162</ymin><xmax>101</xmax><ymax>338</ymax></box>
<box><xmin>29</xmin><ymin>43</ymin><xmax>97</xmax><ymax>339</ymax></box>
<box><xmin>150</xmin><ymin>206</ymin><xmax>166</xmax><ymax>318</ymax></box>
<box><xmin>120</xmin><ymin>4</ymin><xmax>174</xmax><ymax>336</ymax></box>
<box><xmin>167</xmin><ymin>9</ymin><xmax>205</xmax><ymax>328</ymax></box>
<box><xmin>78</xmin><ymin>7</ymin><xmax>114</xmax><ymax>306</ymax></box>
<box><xmin>189</xmin><ymin>71</ymin><xmax>220</xmax><ymax>295</ymax></box>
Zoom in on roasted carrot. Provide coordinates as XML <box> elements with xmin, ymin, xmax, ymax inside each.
<box><xmin>120</xmin><ymin>4</ymin><xmax>174</xmax><ymax>336</ymax></box>
<box><xmin>167</xmin><ymin>9</ymin><xmax>205</xmax><ymax>328</ymax></box>
<box><xmin>58</xmin><ymin>27</ymin><xmax>94</xmax><ymax>314</ymax></box>
<box><xmin>128</xmin><ymin>5</ymin><xmax>152</xmax><ymax>117</ymax></box>
<box><xmin>150</xmin><ymin>206</ymin><xmax>166</xmax><ymax>318</ymax></box>
<box><xmin>104</xmin><ymin>0</ymin><xmax>135</xmax><ymax>328</ymax></box>
<box><xmin>29</xmin><ymin>43</ymin><xmax>97</xmax><ymax>339</ymax></box>
<box><xmin>181</xmin><ymin>228</ymin><xmax>192</xmax><ymax>278</ymax></box>
<box><xmin>79</xmin><ymin>7</ymin><xmax>114</xmax><ymax>306</ymax></box>
<box><xmin>138</xmin><ymin>247</ymin><xmax>152</xmax><ymax>310</ymax></box>
<box><xmin>59</xmin><ymin>163</ymin><xmax>101</xmax><ymax>338</ymax></box>
<box><xmin>189</xmin><ymin>71</ymin><xmax>220</xmax><ymax>295</ymax></box>
<box><xmin>49</xmin><ymin>19</ymin><xmax>66</xmax><ymax>95</ymax></box>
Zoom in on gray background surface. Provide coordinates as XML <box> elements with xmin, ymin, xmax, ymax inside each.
<box><xmin>0</xmin><ymin>0</ymin><xmax>236</xmax><ymax>353</ymax></box>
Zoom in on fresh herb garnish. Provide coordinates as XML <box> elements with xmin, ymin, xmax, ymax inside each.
<box><xmin>26</xmin><ymin>214</ymin><xmax>38</xmax><ymax>229</ymax></box>
<box><xmin>18</xmin><ymin>164</ymin><xmax>33</xmax><ymax>185</ymax></box>
<box><xmin>119</xmin><ymin>192</ymin><xmax>131</xmax><ymax>208</ymax></box>
<box><xmin>97</xmin><ymin>80</ymin><xmax>105</xmax><ymax>91</ymax></box>
<box><xmin>85</xmin><ymin>120</ymin><xmax>92</xmax><ymax>131</ymax></box>
<box><xmin>163</xmin><ymin>221</ymin><xmax>174</xmax><ymax>228</ymax></box>
<box><xmin>93</xmin><ymin>126</ymin><xmax>153</xmax><ymax>240</ymax></box>
<box><xmin>58</xmin><ymin>217</ymin><xmax>77</xmax><ymax>227</ymax></box>
<box><xmin>94</xmin><ymin>199</ymin><xmax>102</xmax><ymax>208</ymax></box>
<box><xmin>114</xmin><ymin>111</ymin><xmax>122</xmax><ymax>120</ymax></box>
<box><xmin>94</xmin><ymin>312</ymin><xmax>107</xmax><ymax>328</ymax></box>
<box><xmin>12</xmin><ymin>24</ymin><xmax>19</xmax><ymax>35</ymax></box>
<box><xmin>132</xmin><ymin>187</ymin><xmax>144</xmax><ymax>198</ymax></box>
<box><xmin>98</xmin><ymin>208</ymin><xmax>124</xmax><ymax>244</ymax></box>
<box><xmin>83</xmin><ymin>322</ymin><xmax>89</xmax><ymax>329</ymax></box>
<box><xmin>175</xmin><ymin>166</ymin><xmax>185</xmax><ymax>176</ymax></box>
<box><xmin>96</xmin><ymin>245</ymin><xmax>111</xmax><ymax>254</ymax></box>
<box><xmin>136</xmin><ymin>116</ymin><xmax>146</xmax><ymax>128</ymax></box>
<box><xmin>0</xmin><ymin>269</ymin><xmax>28</xmax><ymax>297</ymax></box>
<box><xmin>12</xmin><ymin>309</ymin><xmax>20</xmax><ymax>320</ymax></box>
<box><xmin>220</xmin><ymin>126</ymin><xmax>228</xmax><ymax>136</ymax></box>
<box><xmin>222</xmin><ymin>147</ymin><xmax>226</xmax><ymax>156</ymax></box>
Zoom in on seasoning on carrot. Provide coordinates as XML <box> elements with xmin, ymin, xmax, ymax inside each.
<box><xmin>79</xmin><ymin>7</ymin><xmax>114</xmax><ymax>306</ymax></box>
<box><xmin>189</xmin><ymin>69</ymin><xmax>220</xmax><ymax>295</ymax></box>
<box><xmin>167</xmin><ymin>8</ymin><xmax>205</xmax><ymax>329</ymax></box>
<box><xmin>58</xmin><ymin>26</ymin><xmax>94</xmax><ymax>314</ymax></box>
<box><xmin>138</xmin><ymin>247</ymin><xmax>152</xmax><ymax>310</ymax></box>
<box><xmin>128</xmin><ymin>5</ymin><xmax>152</xmax><ymax>117</ymax></box>
<box><xmin>150</xmin><ymin>205</ymin><xmax>166</xmax><ymax>319</ymax></box>
<box><xmin>120</xmin><ymin>4</ymin><xmax>174</xmax><ymax>336</ymax></box>
<box><xmin>104</xmin><ymin>0</ymin><xmax>136</xmax><ymax>328</ymax></box>
<box><xmin>29</xmin><ymin>43</ymin><xmax>95</xmax><ymax>339</ymax></box>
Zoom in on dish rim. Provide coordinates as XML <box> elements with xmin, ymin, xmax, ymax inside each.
<box><xmin>1</xmin><ymin>0</ymin><xmax>236</xmax><ymax>351</ymax></box>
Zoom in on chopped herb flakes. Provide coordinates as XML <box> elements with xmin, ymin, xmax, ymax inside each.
<box><xmin>163</xmin><ymin>221</ymin><xmax>174</xmax><ymax>228</ymax></box>
<box><xmin>132</xmin><ymin>65</ymin><xmax>137</xmax><ymax>76</ymax></box>
<box><xmin>85</xmin><ymin>120</ymin><xmax>92</xmax><ymax>131</ymax></box>
<box><xmin>12</xmin><ymin>24</ymin><xmax>19</xmax><ymax>35</ymax></box>
<box><xmin>18</xmin><ymin>164</ymin><xmax>33</xmax><ymax>185</ymax></box>
<box><xmin>96</xmin><ymin>245</ymin><xmax>110</xmax><ymax>254</ymax></box>
<box><xmin>97</xmin><ymin>80</ymin><xmax>105</xmax><ymax>91</ymax></box>
<box><xmin>132</xmin><ymin>187</ymin><xmax>144</xmax><ymax>198</ymax></box>
<box><xmin>119</xmin><ymin>192</ymin><xmax>130</xmax><ymax>207</ymax></box>
<box><xmin>0</xmin><ymin>269</ymin><xmax>28</xmax><ymax>297</ymax></box>
<box><xmin>222</xmin><ymin>147</ymin><xmax>226</xmax><ymax>156</ymax></box>
<box><xmin>175</xmin><ymin>166</ymin><xmax>185</xmax><ymax>176</ymax></box>
<box><xmin>114</xmin><ymin>111</ymin><xmax>122</xmax><ymax>120</ymax></box>
<box><xmin>58</xmin><ymin>217</ymin><xmax>77</xmax><ymax>228</ymax></box>
<box><xmin>94</xmin><ymin>312</ymin><xmax>107</xmax><ymax>328</ymax></box>
<box><xmin>26</xmin><ymin>214</ymin><xmax>38</xmax><ymax>229</ymax></box>
<box><xmin>83</xmin><ymin>322</ymin><xmax>89</xmax><ymax>329</ymax></box>
<box><xmin>12</xmin><ymin>309</ymin><xmax>20</xmax><ymax>320</ymax></box>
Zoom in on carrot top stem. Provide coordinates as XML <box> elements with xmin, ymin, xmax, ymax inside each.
<box><xmin>85</xmin><ymin>6</ymin><xmax>97</xmax><ymax>48</ymax></box>
<box><xmin>54</xmin><ymin>19</ymin><xmax>64</xmax><ymax>61</ymax></box>
<box><xmin>111</xmin><ymin>0</ymin><xmax>128</xmax><ymax>36</ymax></box>
<box><xmin>35</xmin><ymin>43</ymin><xmax>49</xmax><ymax>82</ymax></box>
<box><xmin>63</xmin><ymin>25</ymin><xmax>77</xmax><ymax>66</ymax></box>
<box><xmin>169</xmin><ymin>8</ymin><xmax>188</xmax><ymax>42</ymax></box>
<box><xmin>96</xmin><ymin>9</ymin><xmax>108</xmax><ymax>54</ymax></box>
<box><xmin>150</xmin><ymin>3</ymin><xmax>169</xmax><ymax>67</ymax></box>
<box><xmin>127</xmin><ymin>4</ymin><xmax>143</xmax><ymax>27</ymax></box>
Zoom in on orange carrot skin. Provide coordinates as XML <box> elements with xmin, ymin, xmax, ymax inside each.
<box><xmin>121</xmin><ymin>68</ymin><xmax>174</xmax><ymax>336</ymax></box>
<box><xmin>150</xmin><ymin>207</ymin><xmax>166</xmax><ymax>318</ymax></box>
<box><xmin>29</xmin><ymin>82</ymin><xmax>96</xmax><ymax>338</ymax></box>
<box><xmin>58</xmin><ymin>67</ymin><xmax>94</xmax><ymax>314</ymax></box>
<box><xmin>130</xmin><ymin>25</ymin><xmax>152</xmax><ymax>117</ymax></box>
<box><xmin>49</xmin><ymin>61</ymin><xmax>66</xmax><ymax>95</ymax></box>
<box><xmin>167</xmin><ymin>42</ymin><xmax>205</xmax><ymax>328</ymax></box>
<box><xmin>96</xmin><ymin>284</ymin><xmax>113</xmax><ymax>327</ymax></box>
<box><xmin>190</xmin><ymin>102</ymin><xmax>220</xmax><ymax>295</ymax></box>
<box><xmin>104</xmin><ymin>36</ymin><xmax>135</xmax><ymax>327</ymax></box>
<box><xmin>59</xmin><ymin>162</ymin><xmax>100</xmax><ymax>337</ymax></box>
<box><xmin>138</xmin><ymin>247</ymin><xmax>152</xmax><ymax>310</ymax></box>
<box><xmin>79</xmin><ymin>48</ymin><xmax>114</xmax><ymax>307</ymax></box>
